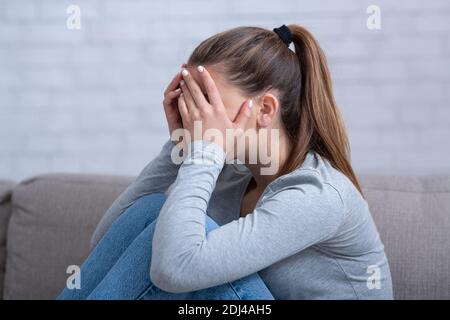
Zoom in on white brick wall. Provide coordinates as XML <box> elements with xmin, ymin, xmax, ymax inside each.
<box><xmin>0</xmin><ymin>0</ymin><xmax>449</xmax><ymax>181</ymax></box>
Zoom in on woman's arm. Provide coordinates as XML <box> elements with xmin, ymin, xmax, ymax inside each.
<box><xmin>90</xmin><ymin>138</ymin><xmax>180</xmax><ymax>249</ymax></box>
<box><xmin>91</xmin><ymin>65</ymin><xmax>186</xmax><ymax>249</ymax></box>
<box><xmin>150</xmin><ymin>140</ymin><xmax>344</xmax><ymax>293</ymax></box>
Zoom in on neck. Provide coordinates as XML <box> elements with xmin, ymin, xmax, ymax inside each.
<box><xmin>244</xmin><ymin>132</ymin><xmax>291</xmax><ymax>193</ymax></box>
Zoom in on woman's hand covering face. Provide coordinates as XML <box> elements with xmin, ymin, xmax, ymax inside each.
<box><xmin>178</xmin><ymin>65</ymin><xmax>253</xmax><ymax>155</ymax></box>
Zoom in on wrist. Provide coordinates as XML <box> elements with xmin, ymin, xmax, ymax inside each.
<box><xmin>184</xmin><ymin>139</ymin><xmax>226</xmax><ymax>167</ymax></box>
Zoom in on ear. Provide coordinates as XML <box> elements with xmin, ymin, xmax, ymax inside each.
<box><xmin>256</xmin><ymin>92</ymin><xmax>280</xmax><ymax>128</ymax></box>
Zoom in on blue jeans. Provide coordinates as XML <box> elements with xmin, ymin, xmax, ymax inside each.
<box><xmin>57</xmin><ymin>193</ymin><xmax>274</xmax><ymax>300</ymax></box>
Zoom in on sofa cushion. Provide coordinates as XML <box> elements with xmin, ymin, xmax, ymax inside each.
<box><xmin>0</xmin><ymin>180</ymin><xmax>15</xmax><ymax>300</ymax></box>
<box><xmin>3</xmin><ymin>174</ymin><xmax>133</xmax><ymax>300</ymax></box>
<box><xmin>360</xmin><ymin>174</ymin><xmax>450</xmax><ymax>300</ymax></box>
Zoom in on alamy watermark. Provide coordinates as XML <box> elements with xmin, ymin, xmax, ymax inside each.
<box><xmin>66</xmin><ymin>5</ymin><xmax>81</xmax><ymax>30</ymax></box>
<box><xmin>170</xmin><ymin>121</ymin><xmax>281</xmax><ymax>175</ymax></box>
<box><xmin>366</xmin><ymin>5</ymin><xmax>381</xmax><ymax>30</ymax></box>
<box><xmin>366</xmin><ymin>264</ymin><xmax>382</xmax><ymax>290</ymax></box>
<box><xmin>66</xmin><ymin>265</ymin><xmax>81</xmax><ymax>290</ymax></box>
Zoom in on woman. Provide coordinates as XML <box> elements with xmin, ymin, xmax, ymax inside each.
<box><xmin>58</xmin><ymin>24</ymin><xmax>393</xmax><ymax>300</ymax></box>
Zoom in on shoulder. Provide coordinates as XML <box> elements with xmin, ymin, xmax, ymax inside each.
<box><xmin>270</xmin><ymin>154</ymin><xmax>345</xmax><ymax>208</ymax></box>
<box><xmin>249</xmin><ymin>166</ymin><xmax>343</xmax><ymax>242</ymax></box>
<box><xmin>265</xmin><ymin>150</ymin><xmax>365</xmax><ymax>226</ymax></box>
<box><xmin>257</xmin><ymin>162</ymin><xmax>343</xmax><ymax>235</ymax></box>
<box><xmin>291</xmin><ymin>151</ymin><xmax>365</xmax><ymax>209</ymax></box>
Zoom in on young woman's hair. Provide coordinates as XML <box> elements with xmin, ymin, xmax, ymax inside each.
<box><xmin>187</xmin><ymin>24</ymin><xmax>363</xmax><ymax>196</ymax></box>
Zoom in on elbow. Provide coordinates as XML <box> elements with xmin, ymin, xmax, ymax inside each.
<box><xmin>149</xmin><ymin>260</ymin><xmax>195</xmax><ymax>294</ymax></box>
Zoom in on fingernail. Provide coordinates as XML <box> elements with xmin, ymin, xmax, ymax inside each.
<box><xmin>182</xmin><ymin>69</ymin><xmax>189</xmax><ymax>77</ymax></box>
<box><xmin>197</xmin><ymin>65</ymin><xmax>204</xmax><ymax>73</ymax></box>
<box><xmin>175</xmin><ymin>88</ymin><xmax>181</xmax><ymax>92</ymax></box>
<box><xmin>180</xmin><ymin>80</ymin><xmax>185</xmax><ymax>86</ymax></box>
<box><xmin>248</xmin><ymin>99</ymin><xmax>253</xmax><ymax>109</ymax></box>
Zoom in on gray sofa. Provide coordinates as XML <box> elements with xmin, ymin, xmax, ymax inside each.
<box><xmin>0</xmin><ymin>173</ymin><xmax>449</xmax><ymax>300</ymax></box>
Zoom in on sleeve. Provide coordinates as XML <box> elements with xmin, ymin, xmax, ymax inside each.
<box><xmin>89</xmin><ymin>138</ymin><xmax>181</xmax><ymax>249</ymax></box>
<box><xmin>150</xmin><ymin>140</ymin><xmax>345</xmax><ymax>293</ymax></box>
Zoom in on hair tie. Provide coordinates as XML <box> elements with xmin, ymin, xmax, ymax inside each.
<box><xmin>273</xmin><ymin>24</ymin><xmax>292</xmax><ymax>47</ymax></box>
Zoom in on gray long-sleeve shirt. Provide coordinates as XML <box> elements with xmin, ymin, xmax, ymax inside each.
<box><xmin>91</xmin><ymin>139</ymin><xmax>393</xmax><ymax>299</ymax></box>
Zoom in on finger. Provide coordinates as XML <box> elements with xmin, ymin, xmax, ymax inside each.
<box><xmin>181</xmin><ymin>68</ymin><xmax>209</xmax><ymax>109</ymax></box>
<box><xmin>180</xmin><ymin>79</ymin><xmax>198</xmax><ymax>114</ymax></box>
<box><xmin>163</xmin><ymin>88</ymin><xmax>182</xmax><ymax>107</ymax></box>
<box><xmin>196</xmin><ymin>65</ymin><xmax>223</xmax><ymax>108</ymax></box>
<box><xmin>234</xmin><ymin>99</ymin><xmax>253</xmax><ymax>128</ymax></box>
<box><xmin>177</xmin><ymin>93</ymin><xmax>189</xmax><ymax>120</ymax></box>
<box><xmin>164</xmin><ymin>71</ymin><xmax>182</xmax><ymax>97</ymax></box>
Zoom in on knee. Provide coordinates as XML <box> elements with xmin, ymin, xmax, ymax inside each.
<box><xmin>127</xmin><ymin>193</ymin><xmax>167</xmax><ymax>225</ymax></box>
<box><xmin>135</xmin><ymin>192</ymin><xmax>167</xmax><ymax>206</ymax></box>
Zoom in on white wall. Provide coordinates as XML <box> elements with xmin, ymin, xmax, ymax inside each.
<box><xmin>1</xmin><ymin>0</ymin><xmax>449</xmax><ymax>181</ymax></box>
